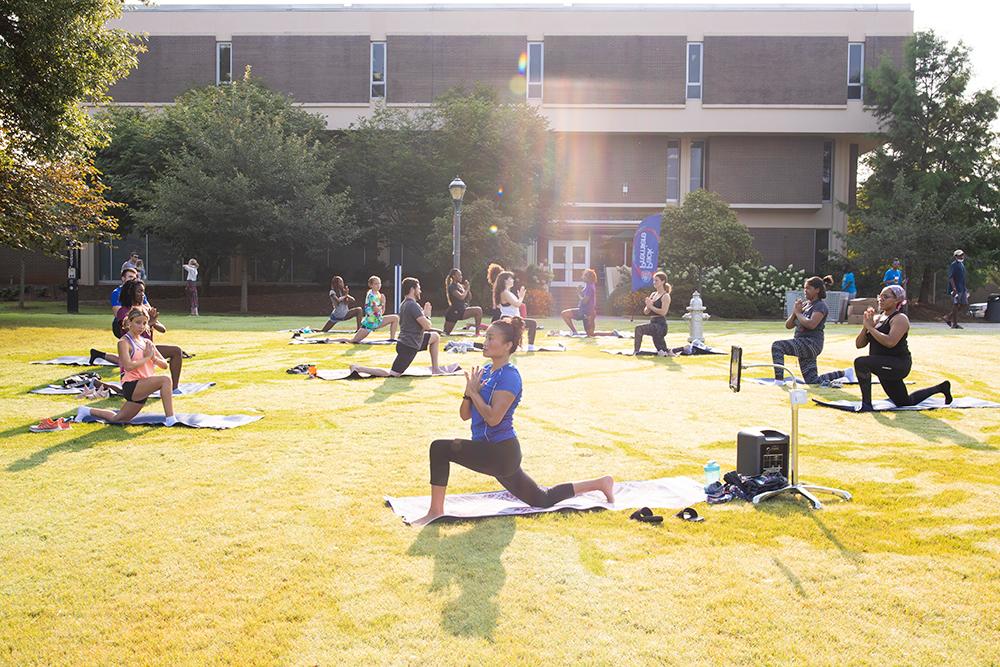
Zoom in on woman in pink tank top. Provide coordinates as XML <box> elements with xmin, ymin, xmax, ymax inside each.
<box><xmin>77</xmin><ymin>308</ymin><xmax>178</xmax><ymax>426</ymax></box>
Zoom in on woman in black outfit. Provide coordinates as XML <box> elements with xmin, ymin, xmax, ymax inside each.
<box><xmin>634</xmin><ymin>271</ymin><xmax>675</xmax><ymax>355</ymax></box>
<box><xmin>851</xmin><ymin>285</ymin><xmax>952</xmax><ymax>412</ymax></box>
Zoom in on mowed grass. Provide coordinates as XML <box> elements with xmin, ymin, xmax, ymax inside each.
<box><xmin>1</xmin><ymin>303</ymin><xmax>998</xmax><ymax>665</ymax></box>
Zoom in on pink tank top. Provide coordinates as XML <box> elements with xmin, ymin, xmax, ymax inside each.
<box><xmin>121</xmin><ymin>333</ymin><xmax>155</xmax><ymax>382</ymax></box>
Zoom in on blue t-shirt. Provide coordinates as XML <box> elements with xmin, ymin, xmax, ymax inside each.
<box><xmin>470</xmin><ymin>363</ymin><xmax>522</xmax><ymax>442</ymax></box>
<box><xmin>948</xmin><ymin>260</ymin><xmax>966</xmax><ymax>293</ymax></box>
<box><xmin>110</xmin><ymin>286</ymin><xmax>148</xmax><ymax>308</ymax></box>
<box><xmin>883</xmin><ymin>268</ymin><xmax>902</xmax><ymax>285</ymax></box>
<box><xmin>841</xmin><ymin>272</ymin><xmax>856</xmax><ymax>292</ymax></box>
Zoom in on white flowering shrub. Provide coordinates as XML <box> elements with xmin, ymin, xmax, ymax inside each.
<box><xmin>700</xmin><ymin>262</ymin><xmax>805</xmax><ymax>313</ymax></box>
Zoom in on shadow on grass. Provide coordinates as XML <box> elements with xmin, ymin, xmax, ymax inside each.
<box><xmin>772</xmin><ymin>557</ymin><xmax>808</xmax><ymax>598</ymax></box>
<box><xmin>364</xmin><ymin>377</ymin><xmax>416</xmax><ymax>403</ymax></box>
<box><xmin>407</xmin><ymin>517</ymin><xmax>516</xmax><ymax>640</ymax></box>
<box><xmin>754</xmin><ymin>495</ymin><xmax>864</xmax><ymax>565</ymax></box>
<box><xmin>872</xmin><ymin>411</ymin><xmax>995</xmax><ymax>451</ymax></box>
<box><xmin>6</xmin><ymin>426</ymin><xmax>134</xmax><ymax>472</ymax></box>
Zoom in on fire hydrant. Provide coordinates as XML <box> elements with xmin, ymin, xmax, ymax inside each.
<box><xmin>682</xmin><ymin>290</ymin><xmax>711</xmax><ymax>343</ymax></box>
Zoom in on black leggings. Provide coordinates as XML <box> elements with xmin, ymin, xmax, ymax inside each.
<box><xmin>429</xmin><ymin>437</ymin><xmax>575</xmax><ymax>508</ymax></box>
<box><xmin>854</xmin><ymin>355</ymin><xmax>949</xmax><ymax>407</ymax></box>
<box><xmin>634</xmin><ymin>321</ymin><xmax>667</xmax><ymax>353</ymax></box>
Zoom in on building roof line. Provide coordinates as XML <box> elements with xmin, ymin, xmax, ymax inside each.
<box><xmin>123</xmin><ymin>3</ymin><xmax>913</xmax><ymax>14</ymax></box>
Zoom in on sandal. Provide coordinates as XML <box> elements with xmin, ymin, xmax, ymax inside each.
<box><xmin>629</xmin><ymin>507</ymin><xmax>664</xmax><ymax>524</ymax></box>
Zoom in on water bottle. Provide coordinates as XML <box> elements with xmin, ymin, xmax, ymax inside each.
<box><xmin>704</xmin><ymin>460</ymin><xmax>721</xmax><ymax>486</ymax></box>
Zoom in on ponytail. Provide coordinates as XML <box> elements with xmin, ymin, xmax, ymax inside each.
<box><xmin>494</xmin><ymin>316</ymin><xmax>524</xmax><ymax>353</ymax></box>
<box><xmin>445</xmin><ymin>268</ymin><xmax>460</xmax><ymax>305</ymax></box>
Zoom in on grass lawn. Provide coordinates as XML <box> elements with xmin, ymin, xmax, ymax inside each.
<box><xmin>1</xmin><ymin>304</ymin><xmax>998</xmax><ymax>665</ymax></box>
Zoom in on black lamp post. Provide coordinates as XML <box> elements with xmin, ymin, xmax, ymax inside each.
<box><xmin>449</xmin><ymin>176</ymin><xmax>466</xmax><ymax>270</ymax></box>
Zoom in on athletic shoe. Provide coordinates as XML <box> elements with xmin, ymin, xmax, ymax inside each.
<box><xmin>952</xmin><ymin>324</ymin><xmax>963</xmax><ymax>329</ymax></box>
<box><xmin>844</xmin><ymin>366</ymin><xmax>857</xmax><ymax>383</ymax></box>
<box><xmin>55</xmin><ymin>418</ymin><xmax>71</xmax><ymax>430</ymax></box>
<box><xmin>89</xmin><ymin>348</ymin><xmax>103</xmax><ymax>365</ymax></box>
<box><xmin>29</xmin><ymin>418</ymin><xmax>63</xmax><ymax>433</ymax></box>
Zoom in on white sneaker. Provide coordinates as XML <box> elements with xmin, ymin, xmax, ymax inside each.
<box><xmin>164</xmin><ymin>415</ymin><xmax>179</xmax><ymax>427</ymax></box>
<box><xmin>844</xmin><ymin>367</ymin><xmax>857</xmax><ymax>383</ymax></box>
<box><xmin>75</xmin><ymin>406</ymin><xmax>91</xmax><ymax>422</ymax></box>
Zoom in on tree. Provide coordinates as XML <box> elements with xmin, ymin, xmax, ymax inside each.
<box><xmin>839</xmin><ymin>31</ymin><xmax>1000</xmax><ymax>302</ymax></box>
<box><xmin>659</xmin><ymin>189</ymin><xmax>760</xmax><ymax>285</ymax></box>
<box><xmin>0</xmin><ymin>0</ymin><xmax>142</xmax><ymax>306</ymax></box>
<box><xmin>137</xmin><ymin>72</ymin><xmax>357</xmax><ymax>312</ymax></box>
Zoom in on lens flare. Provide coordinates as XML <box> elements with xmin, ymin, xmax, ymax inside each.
<box><xmin>508</xmin><ymin>76</ymin><xmax>526</xmax><ymax>95</ymax></box>
<box><xmin>517</xmin><ymin>52</ymin><xmax>527</xmax><ymax>74</ymax></box>
<box><xmin>497</xmin><ymin>186</ymin><xmax>504</xmax><ymax>197</ymax></box>
<box><xmin>488</xmin><ymin>225</ymin><xmax>499</xmax><ymax>234</ymax></box>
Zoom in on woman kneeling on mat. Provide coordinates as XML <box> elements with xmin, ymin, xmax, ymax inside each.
<box><xmin>411</xmin><ymin>317</ymin><xmax>614</xmax><ymax>526</ymax></box>
<box><xmin>634</xmin><ymin>271</ymin><xmax>675</xmax><ymax>356</ymax></box>
<box><xmin>495</xmin><ymin>271</ymin><xmax>538</xmax><ymax>346</ymax></box>
<box><xmin>844</xmin><ymin>285</ymin><xmax>951</xmax><ymax>412</ymax></box>
<box><xmin>77</xmin><ymin>308</ymin><xmax>178</xmax><ymax>426</ymax></box>
<box><xmin>442</xmin><ymin>268</ymin><xmax>483</xmax><ymax>335</ymax></box>
<box><xmin>321</xmin><ymin>276</ymin><xmax>363</xmax><ymax>332</ymax></box>
<box><xmin>351</xmin><ymin>275</ymin><xmax>399</xmax><ymax>343</ymax></box>
<box><xmin>771</xmin><ymin>276</ymin><xmax>844</xmax><ymax>384</ymax></box>
<box><xmin>560</xmin><ymin>269</ymin><xmax>598</xmax><ymax>336</ymax></box>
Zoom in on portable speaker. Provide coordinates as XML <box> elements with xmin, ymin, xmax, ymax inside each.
<box><xmin>736</xmin><ymin>428</ymin><xmax>789</xmax><ymax>478</ymax></box>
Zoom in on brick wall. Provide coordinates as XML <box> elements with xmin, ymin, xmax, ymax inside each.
<box><xmin>553</xmin><ymin>133</ymin><xmax>674</xmax><ymax>203</ymax></box>
<box><xmin>233</xmin><ymin>36</ymin><xmax>371</xmax><ymax>103</ymax></box>
<box><xmin>109</xmin><ymin>36</ymin><xmax>217</xmax><ymax>103</ymax></box>
<box><xmin>707</xmin><ymin>135</ymin><xmax>824</xmax><ymax>205</ymax></box>
<box><xmin>703</xmin><ymin>36</ymin><xmax>846</xmax><ymax>105</ymax></box>
<box><xmin>865</xmin><ymin>35</ymin><xmax>908</xmax><ymax>73</ymax></box>
<box><xmin>544</xmin><ymin>36</ymin><xmax>686</xmax><ymax>104</ymax></box>
<box><xmin>386</xmin><ymin>35</ymin><xmax>526</xmax><ymax>103</ymax></box>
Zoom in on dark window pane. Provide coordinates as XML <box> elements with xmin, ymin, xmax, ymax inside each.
<box><xmin>687</xmin><ymin>84</ymin><xmax>701</xmax><ymax>99</ymax></box>
<box><xmin>552</xmin><ymin>246</ymin><xmax>566</xmax><ymax>264</ymax></box>
<box><xmin>372</xmin><ymin>83</ymin><xmax>385</xmax><ymax>98</ymax></box>
<box><xmin>666</xmin><ymin>142</ymin><xmax>680</xmax><ymax>201</ymax></box>
<box><xmin>848</xmin><ymin>44</ymin><xmax>863</xmax><ymax>84</ymax></box>
<box><xmin>848</xmin><ymin>85</ymin><xmax>862</xmax><ymax>100</ymax></box>
<box><xmin>372</xmin><ymin>43</ymin><xmax>385</xmax><ymax>80</ymax></box>
<box><xmin>571</xmin><ymin>268</ymin><xmax>585</xmax><ymax>283</ymax></box>
<box><xmin>218</xmin><ymin>43</ymin><xmax>231</xmax><ymax>84</ymax></box>
<box><xmin>690</xmin><ymin>141</ymin><xmax>704</xmax><ymax>191</ymax></box>
<box><xmin>529</xmin><ymin>43</ymin><xmax>542</xmax><ymax>82</ymax></box>
<box><xmin>687</xmin><ymin>44</ymin><xmax>701</xmax><ymax>84</ymax></box>
<box><xmin>572</xmin><ymin>246</ymin><xmax>586</xmax><ymax>263</ymax></box>
<box><xmin>822</xmin><ymin>141</ymin><xmax>833</xmax><ymax>200</ymax></box>
<box><xmin>528</xmin><ymin>82</ymin><xmax>542</xmax><ymax>99</ymax></box>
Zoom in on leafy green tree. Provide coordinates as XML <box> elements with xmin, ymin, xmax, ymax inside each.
<box><xmin>0</xmin><ymin>0</ymin><xmax>143</xmax><ymax>306</ymax></box>
<box><xmin>659</xmin><ymin>189</ymin><xmax>760</xmax><ymax>286</ymax></box>
<box><xmin>839</xmin><ymin>31</ymin><xmax>1000</xmax><ymax>302</ymax></box>
<box><xmin>137</xmin><ymin>72</ymin><xmax>357</xmax><ymax>312</ymax></box>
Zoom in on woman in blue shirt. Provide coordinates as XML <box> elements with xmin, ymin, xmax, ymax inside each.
<box><xmin>411</xmin><ymin>317</ymin><xmax>615</xmax><ymax>526</ymax></box>
<box><xmin>841</xmin><ymin>269</ymin><xmax>857</xmax><ymax>301</ymax></box>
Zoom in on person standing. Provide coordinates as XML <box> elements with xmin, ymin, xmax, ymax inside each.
<box><xmin>946</xmin><ymin>249</ymin><xmax>968</xmax><ymax>329</ymax></box>
<box><xmin>120</xmin><ymin>251</ymin><xmax>140</xmax><ymax>275</ymax></box>
<box><xmin>882</xmin><ymin>259</ymin><xmax>904</xmax><ymax>288</ymax></box>
<box><xmin>841</xmin><ymin>268</ymin><xmax>857</xmax><ymax>302</ymax></box>
<box><xmin>182</xmin><ymin>258</ymin><xmax>199</xmax><ymax>316</ymax></box>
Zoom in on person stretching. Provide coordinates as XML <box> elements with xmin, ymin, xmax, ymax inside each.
<box><xmin>350</xmin><ymin>275</ymin><xmax>399</xmax><ymax>343</ymax></box>
<box><xmin>442</xmin><ymin>268</ymin><xmax>483</xmax><ymax>335</ymax></box>
<box><xmin>771</xmin><ymin>276</ymin><xmax>846</xmax><ymax>385</ymax></box>
<box><xmin>351</xmin><ymin>277</ymin><xmax>443</xmax><ymax>376</ymax></box>
<box><xmin>93</xmin><ymin>280</ymin><xmax>184</xmax><ymax>391</ymax></box>
<box><xmin>560</xmin><ymin>269</ymin><xmax>598</xmax><ymax>336</ymax></box>
<box><xmin>822</xmin><ymin>286</ymin><xmax>952</xmax><ymax>412</ymax></box>
<box><xmin>495</xmin><ymin>271</ymin><xmax>538</xmax><ymax>346</ymax></box>
<box><xmin>321</xmin><ymin>276</ymin><xmax>363</xmax><ymax>332</ymax></box>
<box><xmin>634</xmin><ymin>271</ymin><xmax>675</xmax><ymax>356</ymax></box>
<box><xmin>182</xmin><ymin>258</ymin><xmax>199</xmax><ymax>316</ymax></box>
<box><xmin>411</xmin><ymin>317</ymin><xmax>615</xmax><ymax>526</ymax></box>
<box><xmin>77</xmin><ymin>308</ymin><xmax>178</xmax><ymax>426</ymax></box>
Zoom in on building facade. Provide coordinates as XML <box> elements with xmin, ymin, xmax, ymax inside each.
<box><xmin>76</xmin><ymin>2</ymin><xmax>912</xmax><ymax>299</ymax></box>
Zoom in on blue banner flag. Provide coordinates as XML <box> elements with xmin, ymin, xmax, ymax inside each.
<box><xmin>631</xmin><ymin>214</ymin><xmax>662</xmax><ymax>291</ymax></box>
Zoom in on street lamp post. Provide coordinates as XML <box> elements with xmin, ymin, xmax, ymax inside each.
<box><xmin>449</xmin><ymin>176</ymin><xmax>466</xmax><ymax>270</ymax></box>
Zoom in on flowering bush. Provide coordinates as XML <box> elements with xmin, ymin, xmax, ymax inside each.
<box><xmin>700</xmin><ymin>262</ymin><xmax>805</xmax><ymax>314</ymax></box>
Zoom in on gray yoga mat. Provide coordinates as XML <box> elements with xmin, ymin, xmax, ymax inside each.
<box><xmin>601</xmin><ymin>345</ymin><xmax>723</xmax><ymax>357</ymax></box>
<box><xmin>75</xmin><ymin>412</ymin><xmax>262</xmax><ymax>429</ymax></box>
<box><xmin>523</xmin><ymin>343</ymin><xmax>567</xmax><ymax>352</ymax></box>
<box><xmin>813</xmin><ymin>396</ymin><xmax>1000</xmax><ymax>412</ymax></box>
<box><xmin>749</xmin><ymin>377</ymin><xmax>912</xmax><ymax>387</ymax></box>
<box><xmin>316</xmin><ymin>364</ymin><xmax>463</xmax><ymax>380</ymax></box>
<box><xmin>290</xmin><ymin>337</ymin><xmax>396</xmax><ymax>345</ymax></box>
<box><xmin>31</xmin><ymin>381</ymin><xmax>216</xmax><ymax>397</ymax></box>
<box><xmin>551</xmin><ymin>330</ymin><xmax>633</xmax><ymax>338</ymax></box>
<box><xmin>31</xmin><ymin>356</ymin><xmax>116</xmax><ymax>367</ymax></box>
<box><xmin>385</xmin><ymin>476</ymin><xmax>706</xmax><ymax>525</ymax></box>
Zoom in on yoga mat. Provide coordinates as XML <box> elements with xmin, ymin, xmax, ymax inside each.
<box><xmin>550</xmin><ymin>330</ymin><xmax>632</xmax><ymax>338</ymax></box>
<box><xmin>290</xmin><ymin>337</ymin><xmax>396</xmax><ymax>345</ymax></box>
<box><xmin>316</xmin><ymin>363</ymin><xmax>463</xmax><ymax>380</ymax></box>
<box><xmin>523</xmin><ymin>343</ymin><xmax>567</xmax><ymax>352</ymax></box>
<box><xmin>749</xmin><ymin>377</ymin><xmax>912</xmax><ymax>387</ymax></box>
<box><xmin>813</xmin><ymin>396</ymin><xmax>1000</xmax><ymax>412</ymax></box>
<box><xmin>31</xmin><ymin>382</ymin><xmax>215</xmax><ymax>397</ymax></box>
<box><xmin>385</xmin><ymin>476</ymin><xmax>706</xmax><ymax>525</ymax></box>
<box><xmin>75</xmin><ymin>412</ymin><xmax>262</xmax><ymax>429</ymax></box>
<box><xmin>601</xmin><ymin>345</ymin><xmax>723</xmax><ymax>357</ymax></box>
<box><xmin>31</xmin><ymin>356</ymin><xmax>116</xmax><ymax>367</ymax></box>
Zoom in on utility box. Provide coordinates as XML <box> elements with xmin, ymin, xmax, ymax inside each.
<box><xmin>737</xmin><ymin>428</ymin><xmax>790</xmax><ymax>478</ymax></box>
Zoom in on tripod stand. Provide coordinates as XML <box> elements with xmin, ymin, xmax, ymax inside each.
<box><xmin>741</xmin><ymin>363</ymin><xmax>852</xmax><ymax>510</ymax></box>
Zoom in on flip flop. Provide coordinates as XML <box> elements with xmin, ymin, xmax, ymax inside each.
<box><xmin>629</xmin><ymin>507</ymin><xmax>663</xmax><ymax>524</ymax></box>
<box><xmin>675</xmin><ymin>507</ymin><xmax>705</xmax><ymax>522</ymax></box>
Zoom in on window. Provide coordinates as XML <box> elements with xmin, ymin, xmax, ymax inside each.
<box><xmin>371</xmin><ymin>42</ymin><xmax>386</xmax><ymax>99</ymax></box>
<box><xmin>527</xmin><ymin>42</ymin><xmax>543</xmax><ymax>100</ymax></box>
<box><xmin>216</xmin><ymin>42</ymin><xmax>232</xmax><ymax>85</ymax></box>
<box><xmin>666</xmin><ymin>141</ymin><xmax>680</xmax><ymax>202</ymax></box>
<box><xmin>549</xmin><ymin>240</ymin><xmax>590</xmax><ymax>286</ymax></box>
<box><xmin>822</xmin><ymin>141</ymin><xmax>833</xmax><ymax>201</ymax></box>
<box><xmin>686</xmin><ymin>42</ymin><xmax>703</xmax><ymax>99</ymax></box>
<box><xmin>848</xmin><ymin>42</ymin><xmax>864</xmax><ymax>100</ymax></box>
<box><xmin>690</xmin><ymin>140</ymin><xmax>705</xmax><ymax>192</ymax></box>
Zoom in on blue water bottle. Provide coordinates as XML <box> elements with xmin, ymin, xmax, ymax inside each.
<box><xmin>704</xmin><ymin>460</ymin><xmax>721</xmax><ymax>487</ymax></box>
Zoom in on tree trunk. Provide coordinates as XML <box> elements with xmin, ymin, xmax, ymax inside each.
<box><xmin>240</xmin><ymin>255</ymin><xmax>248</xmax><ymax>314</ymax></box>
<box><xmin>18</xmin><ymin>259</ymin><xmax>25</xmax><ymax>309</ymax></box>
<box><xmin>918</xmin><ymin>264</ymin><xmax>935</xmax><ymax>304</ymax></box>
